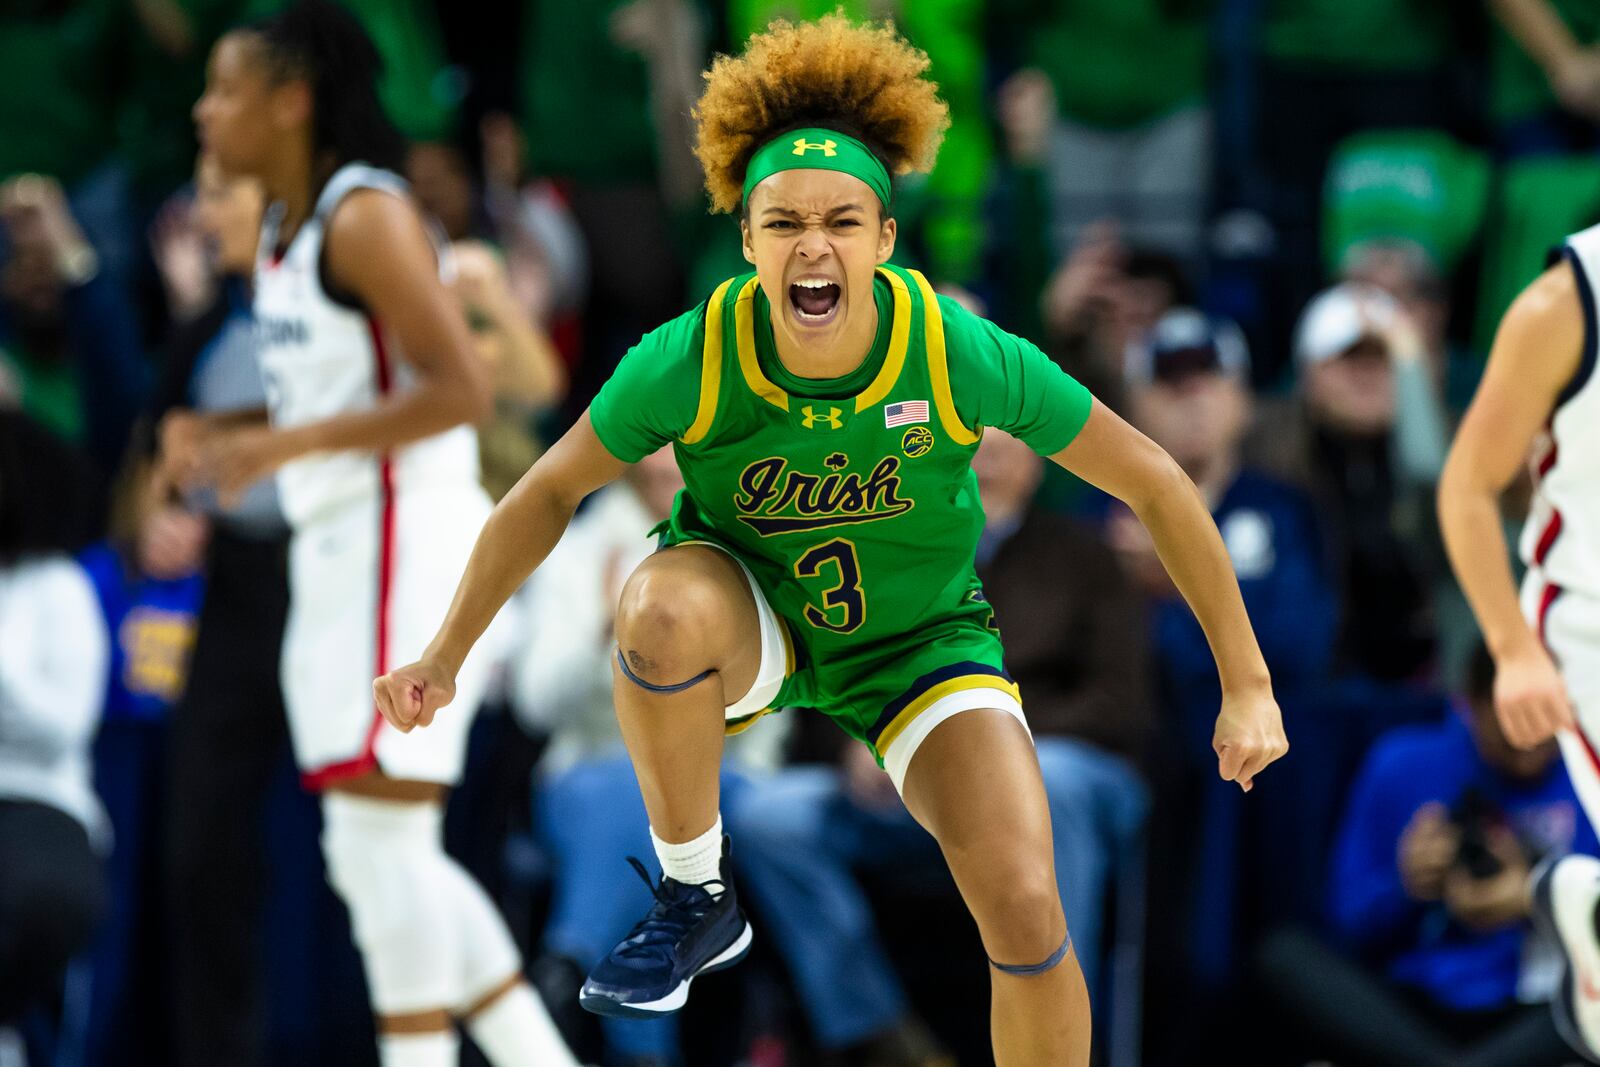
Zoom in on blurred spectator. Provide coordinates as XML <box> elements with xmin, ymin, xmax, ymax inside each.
<box><xmin>729</xmin><ymin>428</ymin><xmax>1151</xmax><ymax>1065</ymax></box>
<box><xmin>516</xmin><ymin>0</ymin><xmax>701</xmax><ymax>420</ymax></box>
<box><xmin>0</xmin><ymin>174</ymin><xmax>149</xmax><ymax>479</ymax></box>
<box><xmin>409</xmin><ymin>140</ymin><xmax>497</xmax><ymax>244</ymax></box>
<box><xmin>1263</xmin><ymin>283</ymin><xmax>1449</xmax><ymax>680</ymax></box>
<box><xmin>1250</xmin><ymin>0</ymin><xmax>1461</xmax><ymax>374</ymax></box>
<box><xmin>0</xmin><ymin>0</ymin><xmax>134</xmax><ymax>281</ymax></box>
<box><xmin>120</xmin><ymin>0</ymin><xmax>253</xmax><ymax>208</ymax></box>
<box><xmin>1338</xmin><ymin>239</ymin><xmax>1485</xmax><ymax>682</ymax></box>
<box><xmin>144</xmin><ymin>155</ymin><xmax>295</xmax><ymax>1067</ymax></box>
<box><xmin>1257</xmin><ymin>645</ymin><xmax>1590</xmax><ymax>1066</ymax></box>
<box><xmin>990</xmin><ymin>0</ymin><xmax>1210</xmax><ymax>266</ymax></box>
<box><xmin>0</xmin><ymin>412</ymin><xmax>109</xmax><ymax>1046</ymax></box>
<box><xmin>77</xmin><ymin>454</ymin><xmax>206</xmax><ymax>1065</ymax></box>
<box><xmin>1034</xmin><ymin>223</ymin><xmax>1192</xmax><ymax>405</ymax></box>
<box><xmin>511</xmin><ymin>447</ymin><xmax>786</xmax><ymax>1067</ymax></box>
<box><xmin>1117</xmin><ymin>308</ymin><xmax>1338</xmax><ymax>736</ymax></box>
<box><xmin>1322</xmin><ymin>132</ymin><xmax>1491</xmax><ymax>318</ymax></box>
<box><xmin>407</xmin><ymin>136</ymin><xmax>571</xmax><ymax>498</ymax></box>
<box><xmin>450</xmin><ymin>240</ymin><xmax>567</xmax><ymax>500</ymax></box>
<box><xmin>1489</xmin><ymin>0</ymin><xmax>1600</xmax><ymax>156</ymax></box>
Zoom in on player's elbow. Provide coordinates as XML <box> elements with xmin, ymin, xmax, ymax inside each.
<box><xmin>1126</xmin><ymin>445</ymin><xmax>1192</xmax><ymax>518</ymax></box>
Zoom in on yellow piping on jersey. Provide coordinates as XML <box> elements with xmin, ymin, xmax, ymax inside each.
<box><xmin>682</xmin><ymin>278</ymin><xmax>734</xmax><ymax>445</ymax></box>
<box><xmin>734</xmin><ymin>276</ymin><xmax>788</xmax><ymax>412</ymax></box>
<box><xmin>908</xmin><ymin>269</ymin><xmax>980</xmax><ymax>446</ymax></box>
<box><xmin>874</xmin><ymin>673</ymin><xmax>1022</xmax><ymax>757</ymax></box>
<box><xmin>854</xmin><ymin>266</ymin><xmax>913</xmax><ymax>413</ymax></box>
<box><xmin>734</xmin><ymin>268</ymin><xmax>913</xmax><ymax>414</ymax></box>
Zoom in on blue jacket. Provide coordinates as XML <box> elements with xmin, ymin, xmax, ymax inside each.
<box><xmin>1329</xmin><ymin>712</ymin><xmax>1599</xmax><ymax>1011</ymax></box>
<box><xmin>1146</xmin><ymin>469</ymin><xmax>1339</xmax><ymax>757</ymax></box>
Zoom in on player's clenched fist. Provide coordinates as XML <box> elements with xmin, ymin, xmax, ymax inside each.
<box><xmin>1212</xmin><ymin>687</ymin><xmax>1289</xmax><ymax>793</ymax></box>
<box><xmin>373</xmin><ymin>658</ymin><xmax>457</xmax><ymax>733</ymax></box>
<box><xmin>1493</xmin><ymin>641</ymin><xmax>1575</xmax><ymax>750</ymax></box>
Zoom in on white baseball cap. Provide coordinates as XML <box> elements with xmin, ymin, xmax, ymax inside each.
<box><xmin>1293</xmin><ymin>283</ymin><xmax>1400</xmax><ymax>367</ymax></box>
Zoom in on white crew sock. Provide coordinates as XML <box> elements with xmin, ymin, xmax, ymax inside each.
<box><xmin>379</xmin><ymin>1030</ymin><xmax>458</xmax><ymax>1067</ymax></box>
<box><xmin>651</xmin><ymin>815</ymin><xmax>724</xmax><ymax>889</ymax></box>
<box><xmin>466</xmin><ymin>982</ymin><xmax>580</xmax><ymax>1067</ymax></box>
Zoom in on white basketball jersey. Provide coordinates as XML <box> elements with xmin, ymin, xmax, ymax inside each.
<box><xmin>253</xmin><ymin>162</ymin><xmax>480</xmax><ymax>527</ymax></box>
<box><xmin>1521</xmin><ymin>222</ymin><xmax>1600</xmax><ymax>601</ymax></box>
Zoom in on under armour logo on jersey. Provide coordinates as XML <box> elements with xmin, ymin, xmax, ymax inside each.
<box><xmin>792</xmin><ymin>138</ymin><xmax>838</xmax><ymax>157</ymax></box>
<box><xmin>802</xmin><ymin>405</ymin><xmax>843</xmax><ymax>430</ymax></box>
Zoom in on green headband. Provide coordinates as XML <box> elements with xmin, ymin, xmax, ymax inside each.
<box><xmin>742</xmin><ymin>128</ymin><xmax>891</xmax><ymax>209</ymax></box>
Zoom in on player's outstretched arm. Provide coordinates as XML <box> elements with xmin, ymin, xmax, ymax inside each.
<box><xmin>1439</xmin><ymin>264</ymin><xmax>1581</xmax><ymax>749</ymax></box>
<box><xmin>1052</xmin><ymin>401</ymin><xmax>1287</xmax><ymax>791</ymax></box>
<box><xmin>374</xmin><ymin>412</ymin><xmax>627</xmax><ymax>733</ymax></box>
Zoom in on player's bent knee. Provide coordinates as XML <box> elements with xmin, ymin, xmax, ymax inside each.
<box><xmin>969</xmin><ymin>875</ymin><xmax>1067</xmax><ymax>966</ymax></box>
<box><xmin>614</xmin><ymin>559</ymin><xmax>729</xmax><ymax>680</ymax></box>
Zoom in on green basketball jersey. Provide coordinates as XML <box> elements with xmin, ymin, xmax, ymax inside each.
<box><xmin>589</xmin><ymin>263</ymin><xmax>1094</xmax><ymax>669</ymax></box>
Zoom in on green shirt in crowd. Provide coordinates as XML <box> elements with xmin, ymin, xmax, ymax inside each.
<box><xmin>1490</xmin><ymin>0</ymin><xmax>1600</xmax><ymax>126</ymax></box>
<box><xmin>519</xmin><ymin>0</ymin><xmax>659</xmax><ymax>183</ymax></box>
<box><xmin>0</xmin><ymin>0</ymin><xmax>120</xmax><ymax>185</ymax></box>
<box><xmin>1262</xmin><ymin>0</ymin><xmax>1450</xmax><ymax>72</ymax></box>
<box><xmin>991</xmin><ymin>0</ymin><xmax>1207</xmax><ymax>129</ymax></box>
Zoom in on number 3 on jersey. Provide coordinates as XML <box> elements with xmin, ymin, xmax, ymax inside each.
<box><xmin>795</xmin><ymin>538</ymin><xmax>865</xmax><ymax>633</ymax></box>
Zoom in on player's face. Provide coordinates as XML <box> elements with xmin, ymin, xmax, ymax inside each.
<box><xmin>194</xmin><ymin>33</ymin><xmax>297</xmax><ymax>180</ymax></box>
<box><xmin>742</xmin><ymin>168</ymin><xmax>895</xmax><ymax>353</ymax></box>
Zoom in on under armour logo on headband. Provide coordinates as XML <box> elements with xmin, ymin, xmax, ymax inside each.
<box><xmin>792</xmin><ymin>138</ymin><xmax>837</xmax><ymax>157</ymax></box>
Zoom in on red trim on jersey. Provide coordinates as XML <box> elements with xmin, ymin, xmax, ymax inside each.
<box><xmin>300</xmin><ymin>318</ymin><xmax>396</xmax><ymax>791</ymax></box>
<box><xmin>1535</xmin><ymin>579</ymin><xmax>1600</xmax><ymax>777</ymax></box>
<box><xmin>1551</xmin><ymin>577</ymin><xmax>1600</xmax><ymax>774</ymax></box>
<box><xmin>1536</xmin><ymin>580</ymin><xmax>1563</xmax><ymax>644</ymax></box>
<box><xmin>1535</xmin><ymin>510</ymin><xmax>1565</xmax><ymax>567</ymax></box>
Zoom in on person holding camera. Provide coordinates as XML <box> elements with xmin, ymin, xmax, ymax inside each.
<box><xmin>1262</xmin><ymin>644</ymin><xmax>1595</xmax><ymax>1066</ymax></box>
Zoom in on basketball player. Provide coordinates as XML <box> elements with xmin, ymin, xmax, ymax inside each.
<box><xmin>376</xmin><ymin>16</ymin><xmax>1287</xmax><ymax>1066</ymax></box>
<box><xmin>189</xmin><ymin>4</ymin><xmax>578</xmax><ymax>1065</ymax></box>
<box><xmin>1441</xmin><ymin>222</ymin><xmax>1600</xmax><ymax>1060</ymax></box>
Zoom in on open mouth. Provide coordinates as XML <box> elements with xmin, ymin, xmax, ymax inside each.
<box><xmin>789</xmin><ymin>278</ymin><xmax>841</xmax><ymax>324</ymax></box>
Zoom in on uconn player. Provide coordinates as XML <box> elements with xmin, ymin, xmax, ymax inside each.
<box><xmin>1441</xmin><ymin>224</ymin><xmax>1600</xmax><ymax>1060</ymax></box>
<box><xmin>190</xmin><ymin>4</ymin><xmax>577</xmax><ymax>1065</ymax></box>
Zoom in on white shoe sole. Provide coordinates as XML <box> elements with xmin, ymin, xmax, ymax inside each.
<box><xmin>1534</xmin><ymin>854</ymin><xmax>1600</xmax><ymax>1063</ymax></box>
<box><xmin>579</xmin><ymin>920</ymin><xmax>753</xmax><ymax>1019</ymax></box>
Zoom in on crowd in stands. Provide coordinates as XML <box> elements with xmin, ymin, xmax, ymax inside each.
<box><xmin>4</xmin><ymin>1</ymin><xmax>1600</xmax><ymax>1065</ymax></box>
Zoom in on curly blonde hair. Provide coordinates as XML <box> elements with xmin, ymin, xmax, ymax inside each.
<box><xmin>692</xmin><ymin>13</ymin><xmax>950</xmax><ymax>215</ymax></box>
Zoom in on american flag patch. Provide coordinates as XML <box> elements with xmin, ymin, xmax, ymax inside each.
<box><xmin>883</xmin><ymin>400</ymin><xmax>929</xmax><ymax>428</ymax></box>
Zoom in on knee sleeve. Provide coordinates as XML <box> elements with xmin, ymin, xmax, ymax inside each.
<box><xmin>321</xmin><ymin>793</ymin><xmax>462</xmax><ymax>1014</ymax></box>
<box><xmin>434</xmin><ymin>853</ymin><xmax>522</xmax><ymax>1007</ymax></box>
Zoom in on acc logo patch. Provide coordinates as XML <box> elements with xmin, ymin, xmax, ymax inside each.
<box><xmin>900</xmin><ymin>426</ymin><xmax>934</xmax><ymax>458</ymax></box>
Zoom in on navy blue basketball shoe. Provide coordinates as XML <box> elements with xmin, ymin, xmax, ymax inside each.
<box><xmin>578</xmin><ymin>840</ymin><xmax>752</xmax><ymax>1018</ymax></box>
